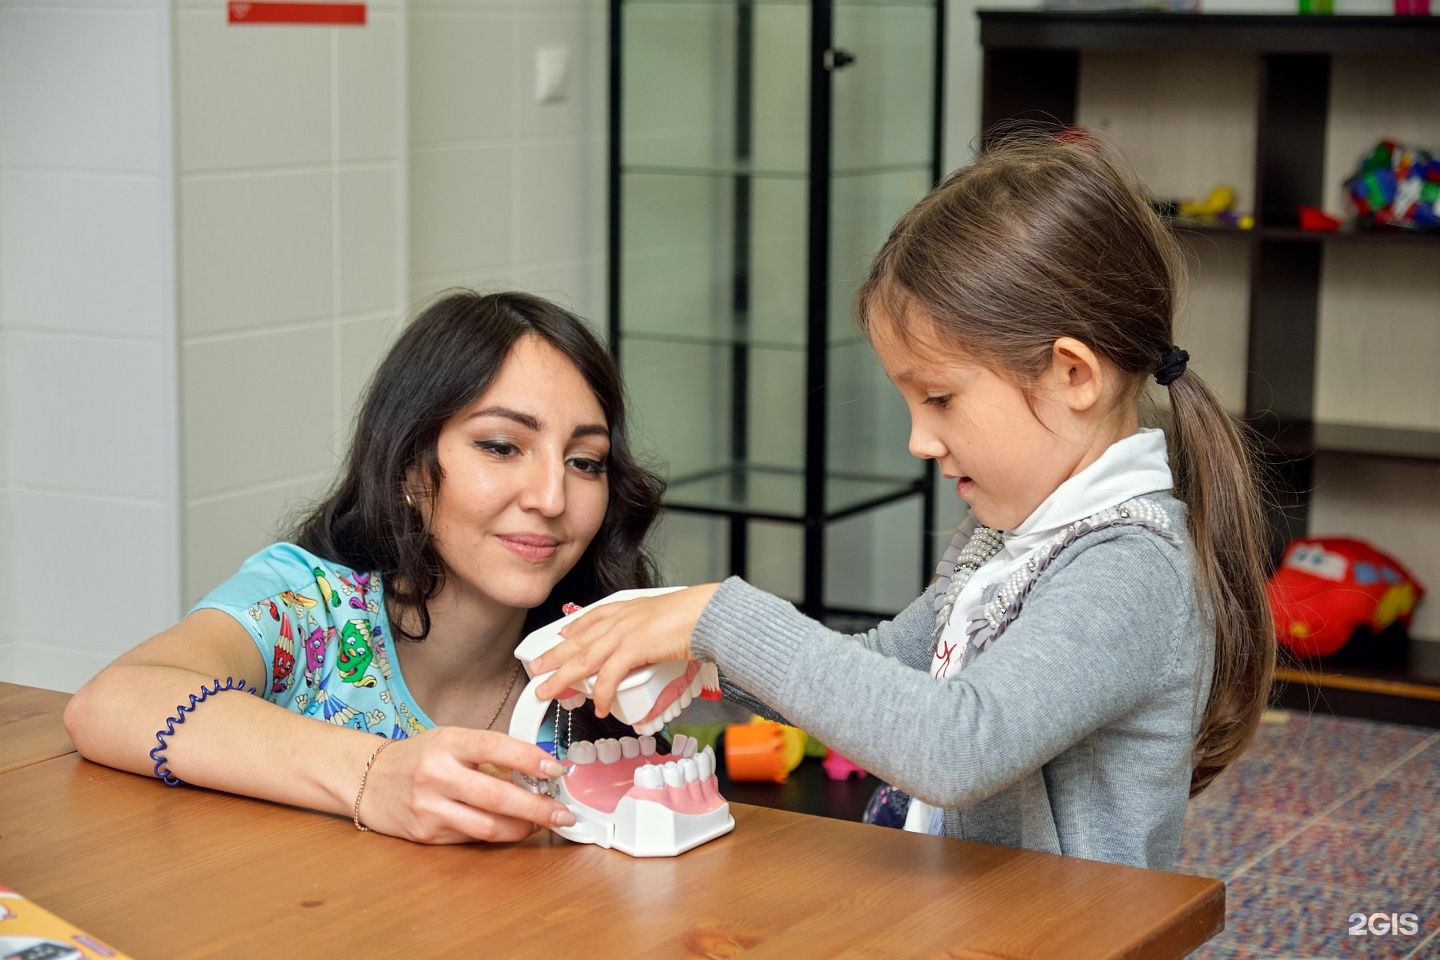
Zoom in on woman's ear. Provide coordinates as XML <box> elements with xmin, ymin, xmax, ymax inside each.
<box><xmin>402</xmin><ymin>466</ymin><xmax>430</xmax><ymax>517</ymax></box>
<box><xmin>1048</xmin><ymin>337</ymin><xmax>1106</xmax><ymax>412</ymax></box>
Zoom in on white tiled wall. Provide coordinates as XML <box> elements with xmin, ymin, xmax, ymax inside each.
<box><xmin>174</xmin><ymin>1</ymin><xmax>407</xmax><ymax>608</ymax></box>
<box><xmin>0</xmin><ymin>0</ymin><xmax>603</xmax><ymax>690</ymax></box>
<box><xmin>408</xmin><ymin>1</ymin><xmax>609</xmax><ymax>326</ymax></box>
<box><xmin>0</xmin><ymin>0</ymin><xmax>180</xmax><ymax>690</ymax></box>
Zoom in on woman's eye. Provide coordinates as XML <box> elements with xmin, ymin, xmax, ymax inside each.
<box><xmin>923</xmin><ymin>395</ymin><xmax>952</xmax><ymax>410</ymax></box>
<box><xmin>568</xmin><ymin>456</ymin><xmax>608</xmax><ymax>475</ymax></box>
<box><xmin>476</xmin><ymin>440</ymin><xmax>518</xmax><ymax>457</ymax></box>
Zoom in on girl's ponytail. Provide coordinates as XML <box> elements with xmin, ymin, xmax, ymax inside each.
<box><xmin>1164</xmin><ymin>369</ymin><xmax>1275</xmax><ymax>795</ymax></box>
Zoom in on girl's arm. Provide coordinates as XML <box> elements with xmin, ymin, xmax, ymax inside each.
<box><xmin>64</xmin><ymin>610</ymin><xmax>574</xmax><ymax>843</ymax></box>
<box><xmin>532</xmin><ymin>583</ymin><xmax>939</xmax><ymax>716</ymax></box>
<box><xmin>693</xmin><ymin>532</ymin><xmax>1194</xmax><ymax>808</ymax></box>
<box><xmin>538</xmin><ymin>529</ymin><xmax>1190</xmax><ymax>809</ymax></box>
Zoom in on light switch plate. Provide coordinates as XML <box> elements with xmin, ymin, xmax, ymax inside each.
<box><xmin>535</xmin><ymin>46</ymin><xmax>571</xmax><ymax>104</ymax></box>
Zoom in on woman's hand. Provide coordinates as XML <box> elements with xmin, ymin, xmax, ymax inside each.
<box><xmin>530</xmin><ymin>584</ymin><xmax>720</xmax><ymax>717</ymax></box>
<box><xmin>357</xmin><ymin>727</ymin><xmax>576</xmax><ymax>844</ymax></box>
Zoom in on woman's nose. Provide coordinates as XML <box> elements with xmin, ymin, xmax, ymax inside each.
<box><xmin>519</xmin><ymin>456</ymin><xmax>567</xmax><ymax>517</ymax></box>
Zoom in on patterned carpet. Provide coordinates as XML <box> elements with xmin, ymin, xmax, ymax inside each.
<box><xmin>1179</xmin><ymin>708</ymin><xmax>1440</xmax><ymax>959</ymax></box>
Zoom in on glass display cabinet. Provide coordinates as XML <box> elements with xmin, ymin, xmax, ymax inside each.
<box><xmin>607</xmin><ymin>0</ymin><xmax>944</xmax><ymax>619</ymax></box>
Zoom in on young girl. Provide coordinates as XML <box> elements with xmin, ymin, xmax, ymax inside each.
<box><xmin>64</xmin><ymin>290</ymin><xmax>667</xmax><ymax>845</ymax></box>
<box><xmin>534</xmin><ymin>136</ymin><xmax>1276</xmax><ymax>869</ymax></box>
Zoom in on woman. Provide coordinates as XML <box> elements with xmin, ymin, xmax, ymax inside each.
<box><xmin>64</xmin><ymin>291</ymin><xmax>666</xmax><ymax>844</ymax></box>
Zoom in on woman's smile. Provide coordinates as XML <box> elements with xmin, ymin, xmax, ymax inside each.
<box><xmin>497</xmin><ymin>532</ymin><xmax>561</xmax><ymax>563</ymax></box>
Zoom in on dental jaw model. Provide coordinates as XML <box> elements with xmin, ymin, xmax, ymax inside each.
<box><xmin>508</xmin><ymin>588</ymin><xmax>735</xmax><ymax>857</ymax></box>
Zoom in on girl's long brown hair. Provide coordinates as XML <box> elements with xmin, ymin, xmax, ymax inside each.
<box><xmin>857</xmin><ymin>133</ymin><xmax>1275</xmax><ymax>795</ymax></box>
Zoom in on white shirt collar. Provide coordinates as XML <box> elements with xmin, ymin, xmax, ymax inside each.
<box><xmin>1003</xmin><ymin>427</ymin><xmax>1173</xmax><ymax>559</ymax></box>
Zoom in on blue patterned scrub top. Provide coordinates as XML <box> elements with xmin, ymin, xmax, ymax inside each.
<box><xmin>192</xmin><ymin>543</ymin><xmax>432</xmax><ymax>739</ymax></box>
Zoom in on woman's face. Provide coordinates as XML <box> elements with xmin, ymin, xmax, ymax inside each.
<box><xmin>424</xmin><ymin>334</ymin><xmax>611</xmax><ymax>617</ymax></box>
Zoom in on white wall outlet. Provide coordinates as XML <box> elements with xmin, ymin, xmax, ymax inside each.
<box><xmin>535</xmin><ymin>46</ymin><xmax>571</xmax><ymax>105</ymax></box>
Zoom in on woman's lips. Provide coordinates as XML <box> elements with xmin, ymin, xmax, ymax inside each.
<box><xmin>954</xmin><ymin>476</ymin><xmax>974</xmax><ymax>499</ymax></box>
<box><xmin>498</xmin><ymin>534</ymin><xmax>559</xmax><ymax>562</ymax></box>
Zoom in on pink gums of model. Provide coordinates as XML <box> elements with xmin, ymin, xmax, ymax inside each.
<box><xmin>564</xmin><ymin>733</ymin><xmax>724</xmax><ymax>816</ymax></box>
<box><xmin>508</xmin><ymin>588</ymin><xmax>734</xmax><ymax>857</ymax></box>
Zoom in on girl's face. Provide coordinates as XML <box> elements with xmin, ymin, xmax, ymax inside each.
<box><xmin>424</xmin><ymin>334</ymin><xmax>611</xmax><ymax>617</ymax></box>
<box><xmin>871</xmin><ymin>318</ymin><xmax>1092</xmax><ymax>531</ymax></box>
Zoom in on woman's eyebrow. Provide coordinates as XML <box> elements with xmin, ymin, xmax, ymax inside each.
<box><xmin>468</xmin><ymin>406</ymin><xmax>539</xmax><ymax>430</ymax></box>
<box><xmin>468</xmin><ymin>406</ymin><xmax>609</xmax><ymax>440</ymax></box>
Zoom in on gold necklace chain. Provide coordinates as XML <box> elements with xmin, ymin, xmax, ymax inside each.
<box><xmin>484</xmin><ymin>658</ymin><xmax>523</xmax><ymax>731</ymax></box>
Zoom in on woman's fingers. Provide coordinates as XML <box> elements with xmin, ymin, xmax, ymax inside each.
<box><xmin>446</xmin><ymin>760</ymin><xmax>574</xmax><ymax>833</ymax></box>
<box><xmin>373</xmin><ymin>729</ymin><xmax>576</xmax><ymax>844</ymax></box>
<box><xmin>437</xmin><ymin>800</ymin><xmax>540</xmax><ymax>844</ymax></box>
<box><xmin>450</xmin><ymin>728</ymin><xmax>564</xmax><ymax>782</ymax></box>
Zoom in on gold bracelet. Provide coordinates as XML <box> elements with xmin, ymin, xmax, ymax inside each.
<box><xmin>352</xmin><ymin>737</ymin><xmax>395</xmax><ymax>832</ymax></box>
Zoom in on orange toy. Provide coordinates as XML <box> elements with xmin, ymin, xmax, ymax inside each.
<box><xmin>724</xmin><ymin>719</ymin><xmax>805</xmax><ymax>783</ymax></box>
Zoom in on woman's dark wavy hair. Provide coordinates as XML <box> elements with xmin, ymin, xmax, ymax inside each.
<box><xmin>289</xmin><ymin>290</ymin><xmax>666</xmax><ymax>650</ymax></box>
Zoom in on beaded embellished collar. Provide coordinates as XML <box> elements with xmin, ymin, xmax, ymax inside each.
<box><xmin>930</xmin><ymin>497</ymin><xmax>1180</xmax><ymax>665</ymax></box>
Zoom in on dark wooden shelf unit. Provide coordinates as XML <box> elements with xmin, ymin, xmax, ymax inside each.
<box><xmin>979</xmin><ymin>10</ymin><xmax>1440</xmax><ymax>725</ymax></box>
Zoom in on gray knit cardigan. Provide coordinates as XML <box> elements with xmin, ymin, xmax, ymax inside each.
<box><xmin>697</xmin><ymin>492</ymin><xmax>1213</xmax><ymax>869</ymax></box>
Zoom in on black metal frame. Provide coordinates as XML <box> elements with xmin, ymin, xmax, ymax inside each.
<box><xmin>610</xmin><ymin>0</ymin><xmax>946</xmax><ymax>620</ymax></box>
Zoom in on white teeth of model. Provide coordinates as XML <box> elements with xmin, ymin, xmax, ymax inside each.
<box><xmin>664</xmin><ymin>703</ymin><xmax>681</xmax><ymax>721</ymax></box>
<box><xmin>684</xmin><ymin>737</ymin><xmax>698</xmax><ymax>759</ymax></box>
<box><xmin>696</xmin><ymin>747</ymin><xmax>714</xmax><ymax>781</ymax></box>
<box><xmin>619</xmin><ymin>736</ymin><xmax>640</xmax><ymax>760</ymax></box>
<box><xmin>671</xmin><ymin>734</ymin><xmax>690</xmax><ymax>756</ymax></box>
<box><xmin>596</xmin><ymin>738</ymin><xmax>622</xmax><ymax>764</ymax></box>
<box><xmin>687</xmin><ymin>674</ymin><xmax>704</xmax><ymax>697</ymax></box>
<box><xmin>567</xmin><ymin>740</ymin><xmax>596</xmax><ymax>765</ymax></box>
<box><xmin>662</xmin><ymin>761</ymin><xmax>685</xmax><ymax>788</ymax></box>
<box><xmin>680</xmin><ymin>757</ymin><xmax>700</xmax><ymax>782</ymax></box>
<box><xmin>559</xmin><ymin>694</ymin><xmax>587</xmax><ymax>710</ymax></box>
<box><xmin>678</xmin><ymin>690</ymin><xmax>693</xmax><ymax>710</ymax></box>
<box><xmin>638</xmin><ymin>735</ymin><xmax>657</xmax><ymax>756</ymax></box>
<box><xmin>633</xmin><ymin>764</ymin><xmax>663</xmax><ymax>790</ymax></box>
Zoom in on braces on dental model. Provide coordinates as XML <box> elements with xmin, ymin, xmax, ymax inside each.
<box><xmin>508</xmin><ymin>588</ymin><xmax>736</xmax><ymax>857</ymax></box>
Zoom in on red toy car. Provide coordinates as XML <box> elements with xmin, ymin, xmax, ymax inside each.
<box><xmin>1268</xmin><ymin>537</ymin><xmax>1425</xmax><ymax>659</ymax></box>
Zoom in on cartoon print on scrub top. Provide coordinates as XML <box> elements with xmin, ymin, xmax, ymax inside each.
<box><xmin>338</xmin><ymin>621</ymin><xmax>378</xmax><ymax>687</ymax></box>
<box><xmin>303</xmin><ymin>626</ymin><xmax>331</xmax><ymax>688</ymax></box>
<box><xmin>242</xmin><ymin>559</ymin><xmax>414</xmax><ymax>739</ymax></box>
<box><xmin>272</xmin><ymin>613</ymin><xmax>297</xmax><ymax>694</ymax></box>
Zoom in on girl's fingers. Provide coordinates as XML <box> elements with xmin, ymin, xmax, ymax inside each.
<box><xmin>585</xmin><ymin>647</ymin><xmax>647</xmax><ymax>717</ymax></box>
<box><xmin>533</xmin><ymin>587</ymin><xmax>718</xmax><ymax>709</ymax></box>
<box><xmin>534</xmin><ymin>626</ymin><xmax>621</xmax><ymax>701</ymax></box>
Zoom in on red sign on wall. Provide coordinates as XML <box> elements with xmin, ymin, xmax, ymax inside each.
<box><xmin>227</xmin><ymin>2</ymin><xmax>366</xmax><ymax>26</ymax></box>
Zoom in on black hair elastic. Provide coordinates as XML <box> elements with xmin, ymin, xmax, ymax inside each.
<box><xmin>1154</xmin><ymin>346</ymin><xmax>1189</xmax><ymax>386</ymax></box>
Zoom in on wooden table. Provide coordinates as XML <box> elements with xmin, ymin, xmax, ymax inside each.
<box><xmin>0</xmin><ymin>681</ymin><xmax>76</xmax><ymax>773</ymax></box>
<box><xmin>0</xmin><ymin>684</ymin><xmax>1224</xmax><ymax>959</ymax></box>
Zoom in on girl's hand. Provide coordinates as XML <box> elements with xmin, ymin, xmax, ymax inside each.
<box><xmin>357</xmin><ymin>727</ymin><xmax>575</xmax><ymax>844</ymax></box>
<box><xmin>531</xmin><ymin>584</ymin><xmax>720</xmax><ymax>717</ymax></box>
